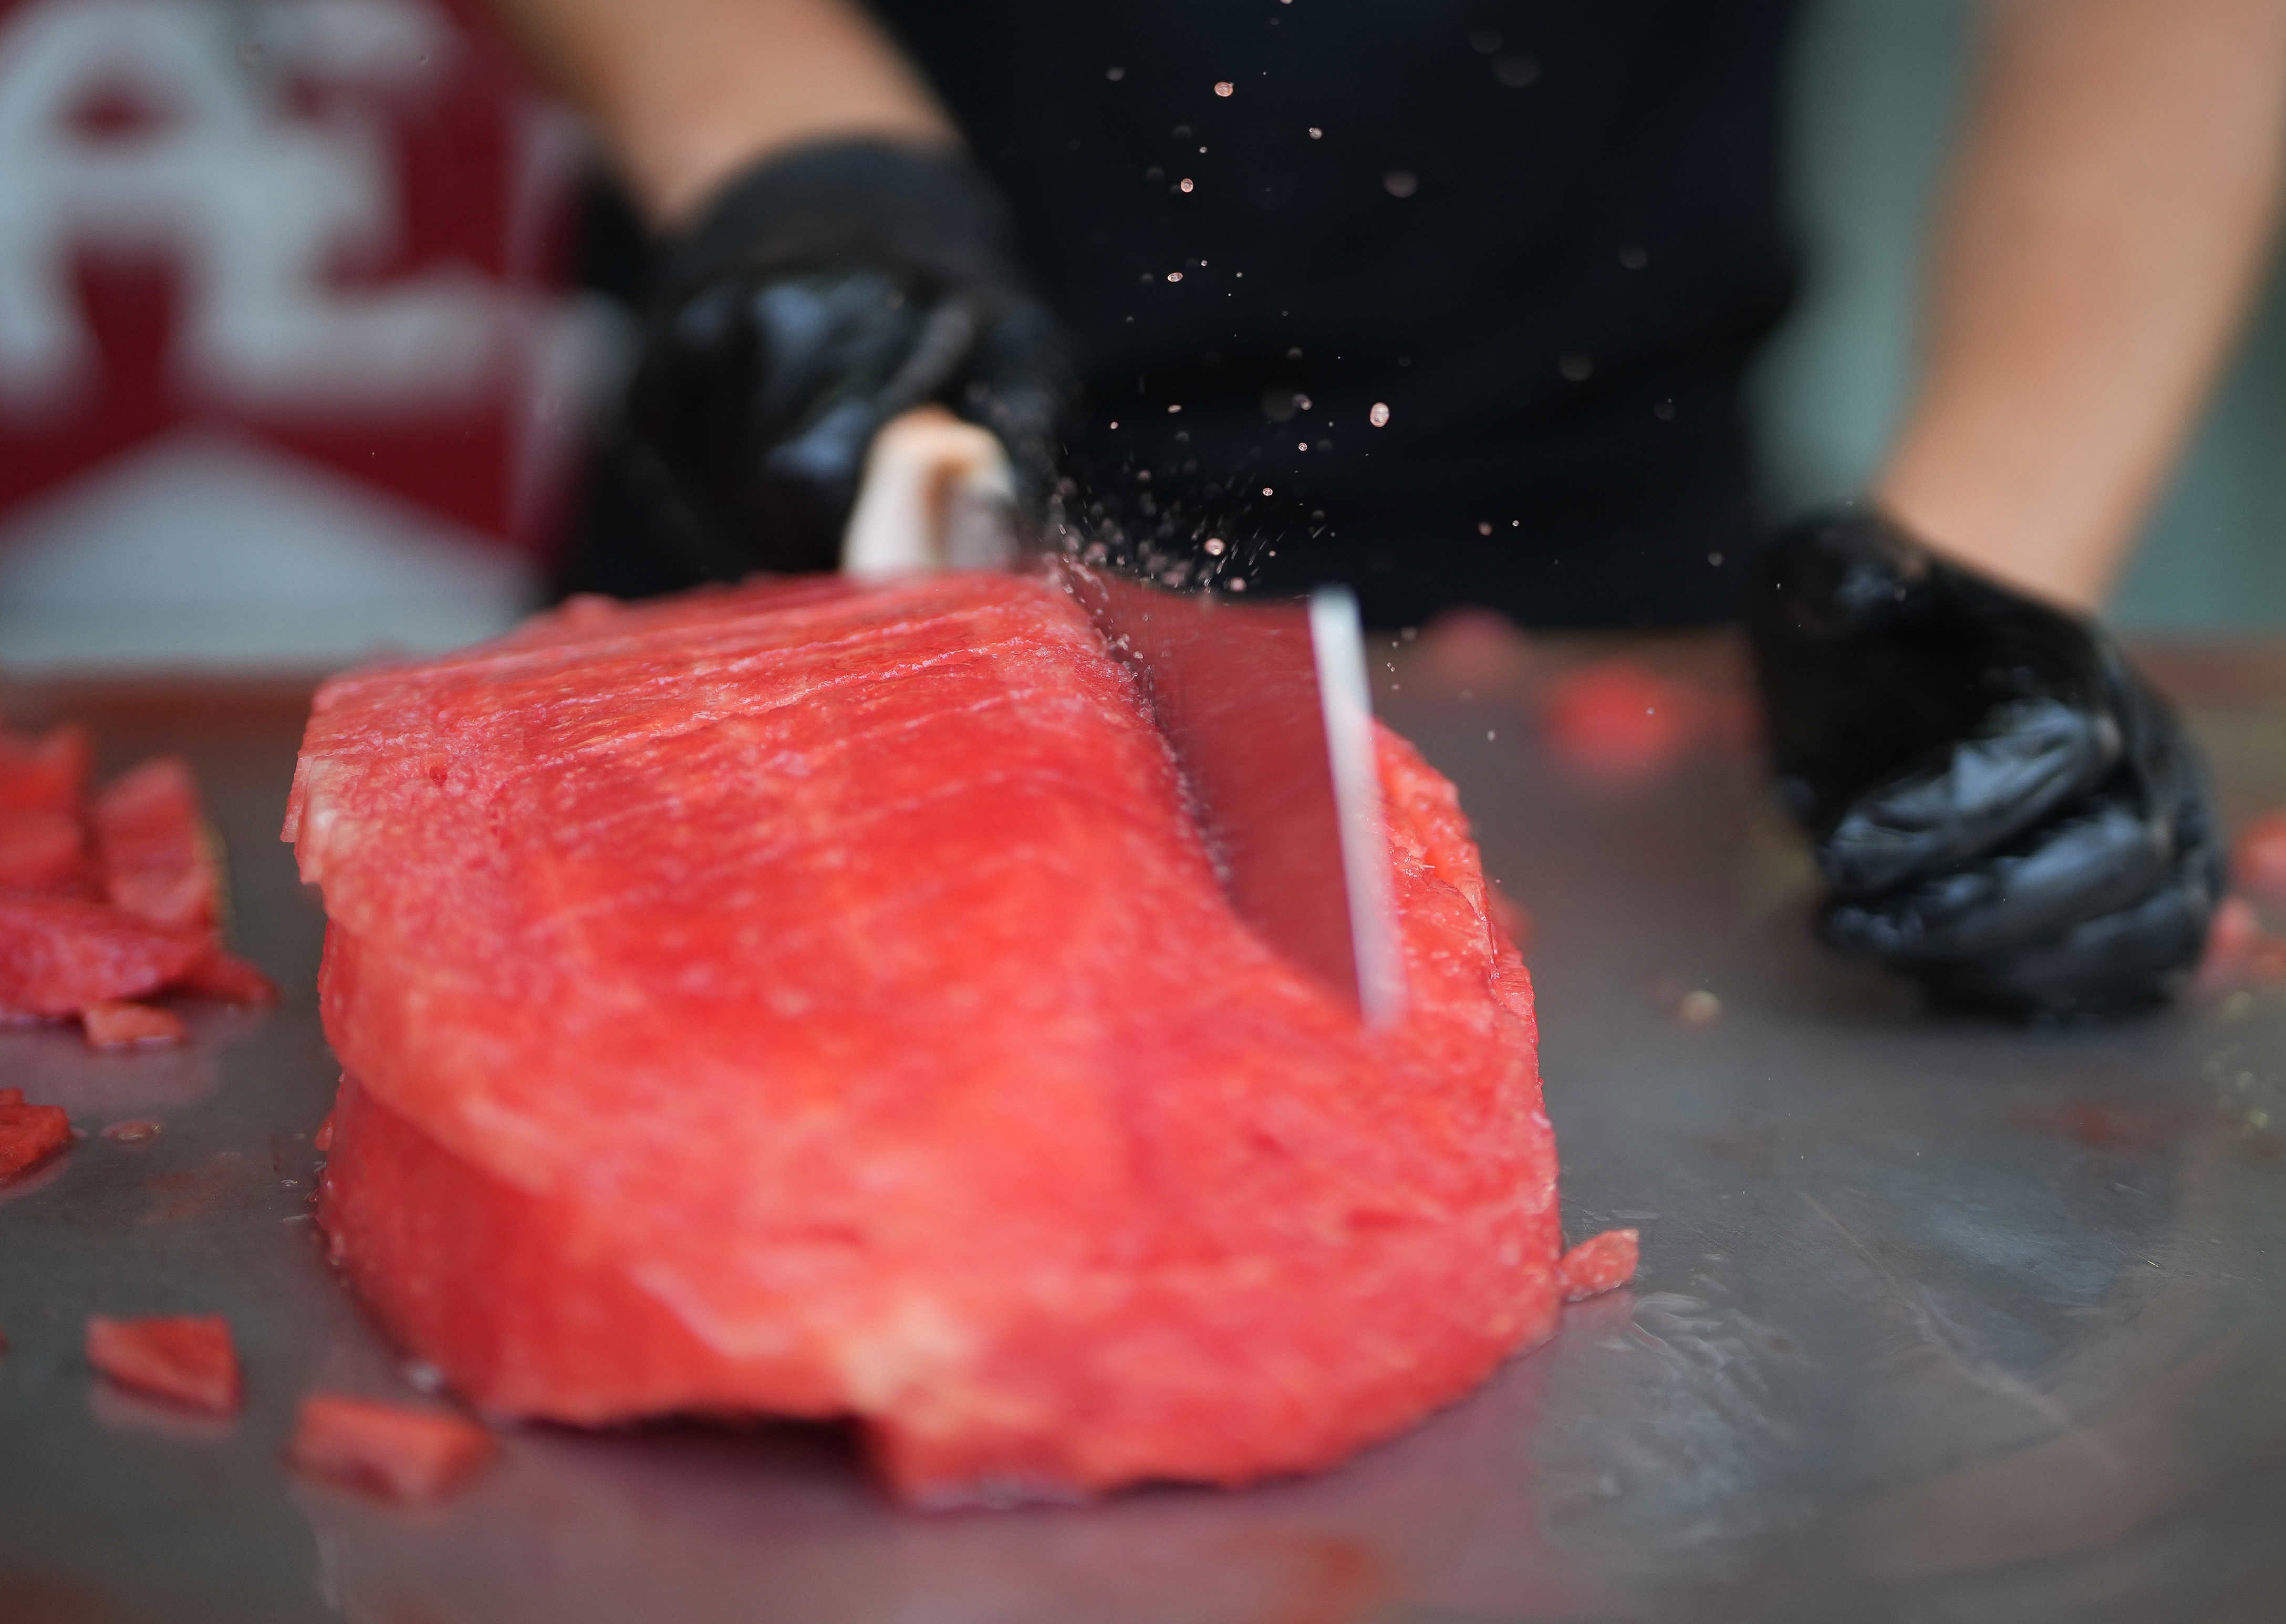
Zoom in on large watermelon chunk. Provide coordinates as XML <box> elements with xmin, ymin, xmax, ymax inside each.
<box><xmin>290</xmin><ymin>575</ymin><xmax>1562</xmax><ymax>1504</ymax></box>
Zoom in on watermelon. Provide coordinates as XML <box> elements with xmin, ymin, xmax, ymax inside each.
<box><xmin>1558</xmin><ymin>1229</ymin><xmax>1640</xmax><ymax>1300</ymax></box>
<box><xmin>0</xmin><ymin>731</ymin><xmax>268</xmax><ymax>1037</ymax></box>
<box><xmin>0</xmin><ymin>724</ymin><xmax>90</xmax><ymax>814</ymax></box>
<box><xmin>286</xmin><ymin>1394</ymin><xmax>495</xmax><ymax>1504</ymax></box>
<box><xmin>2234</xmin><ymin>810</ymin><xmax>2286</xmax><ymax>910</ymax></box>
<box><xmin>0</xmin><ymin>808</ymin><xmax>89</xmax><ymax>894</ymax></box>
<box><xmin>174</xmin><ymin>948</ymin><xmax>278</xmax><ymax>1007</ymax></box>
<box><xmin>93</xmin><ymin>757</ymin><xmax>222</xmax><ymax>930</ymax></box>
<box><xmin>0</xmin><ymin>894</ymin><xmax>207</xmax><ymax>1017</ymax></box>
<box><xmin>0</xmin><ymin>1088</ymin><xmax>71</xmax><ymax>1182</ymax></box>
<box><xmin>292</xmin><ymin>574</ymin><xmax>1564</xmax><ymax>1504</ymax></box>
<box><xmin>80</xmin><ymin>1000</ymin><xmax>189</xmax><ymax>1050</ymax></box>
<box><xmin>1539</xmin><ymin>659</ymin><xmax>1694</xmax><ymax>784</ymax></box>
<box><xmin>84</xmin><ymin>1314</ymin><xmax>242</xmax><ymax>1414</ymax></box>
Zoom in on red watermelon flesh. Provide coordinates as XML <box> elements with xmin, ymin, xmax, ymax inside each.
<box><xmin>1558</xmin><ymin>1229</ymin><xmax>1640</xmax><ymax>1300</ymax></box>
<box><xmin>80</xmin><ymin>1000</ymin><xmax>189</xmax><ymax>1050</ymax></box>
<box><xmin>292</xmin><ymin>574</ymin><xmax>1562</xmax><ymax>1503</ymax></box>
<box><xmin>85</xmin><ymin>1314</ymin><xmax>242</xmax><ymax>1414</ymax></box>
<box><xmin>286</xmin><ymin>1393</ymin><xmax>496</xmax><ymax>1505</ymax></box>
<box><xmin>174</xmin><ymin>948</ymin><xmax>279</xmax><ymax>1008</ymax></box>
<box><xmin>0</xmin><ymin>894</ymin><xmax>209</xmax><ymax>1018</ymax></box>
<box><xmin>0</xmin><ymin>1089</ymin><xmax>71</xmax><ymax>1182</ymax></box>
<box><xmin>0</xmin><ymin>724</ymin><xmax>90</xmax><ymax>815</ymax></box>
<box><xmin>0</xmin><ymin>808</ymin><xmax>89</xmax><ymax>894</ymax></box>
<box><xmin>93</xmin><ymin>757</ymin><xmax>221</xmax><ymax>931</ymax></box>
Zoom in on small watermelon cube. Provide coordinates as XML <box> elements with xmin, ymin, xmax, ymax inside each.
<box><xmin>81</xmin><ymin>1001</ymin><xmax>189</xmax><ymax>1051</ymax></box>
<box><xmin>286</xmin><ymin>1394</ymin><xmax>495</xmax><ymax>1504</ymax></box>
<box><xmin>0</xmin><ymin>1091</ymin><xmax>71</xmax><ymax>1182</ymax></box>
<box><xmin>85</xmin><ymin>1315</ymin><xmax>243</xmax><ymax>1414</ymax></box>
<box><xmin>1558</xmin><ymin>1229</ymin><xmax>1640</xmax><ymax>1301</ymax></box>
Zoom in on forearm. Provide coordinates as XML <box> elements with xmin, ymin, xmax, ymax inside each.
<box><xmin>1875</xmin><ymin>0</ymin><xmax>2286</xmax><ymax>610</ymax></box>
<box><xmin>488</xmin><ymin>0</ymin><xmax>956</xmax><ymax>225</ymax></box>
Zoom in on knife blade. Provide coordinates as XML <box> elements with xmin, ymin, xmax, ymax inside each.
<box><xmin>845</xmin><ymin>407</ymin><xmax>1406</xmax><ymax>1024</ymax></box>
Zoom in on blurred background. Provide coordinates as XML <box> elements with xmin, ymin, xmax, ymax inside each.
<box><xmin>0</xmin><ymin>0</ymin><xmax>2280</xmax><ymax>671</ymax></box>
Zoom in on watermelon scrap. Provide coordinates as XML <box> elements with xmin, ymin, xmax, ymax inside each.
<box><xmin>1558</xmin><ymin>1229</ymin><xmax>1640</xmax><ymax>1301</ymax></box>
<box><xmin>1540</xmin><ymin>660</ymin><xmax>1696</xmax><ymax>785</ymax></box>
<box><xmin>0</xmin><ymin>727</ymin><xmax>270</xmax><ymax>1041</ymax></box>
<box><xmin>0</xmin><ymin>808</ymin><xmax>89</xmax><ymax>894</ymax></box>
<box><xmin>174</xmin><ymin>948</ymin><xmax>278</xmax><ymax>1008</ymax></box>
<box><xmin>286</xmin><ymin>1394</ymin><xmax>495</xmax><ymax>1505</ymax></box>
<box><xmin>2234</xmin><ymin>810</ymin><xmax>2286</xmax><ymax>911</ymax></box>
<box><xmin>297</xmin><ymin>574</ymin><xmax>1573</xmax><ymax>1503</ymax></box>
<box><xmin>81</xmin><ymin>1001</ymin><xmax>189</xmax><ymax>1051</ymax></box>
<box><xmin>0</xmin><ymin>894</ymin><xmax>207</xmax><ymax>1017</ymax></box>
<box><xmin>93</xmin><ymin>758</ymin><xmax>222</xmax><ymax>930</ymax></box>
<box><xmin>0</xmin><ymin>724</ymin><xmax>90</xmax><ymax>814</ymax></box>
<box><xmin>0</xmin><ymin>1091</ymin><xmax>71</xmax><ymax>1182</ymax></box>
<box><xmin>84</xmin><ymin>1315</ymin><xmax>243</xmax><ymax>1414</ymax></box>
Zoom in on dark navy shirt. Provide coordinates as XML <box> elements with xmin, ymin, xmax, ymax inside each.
<box><xmin>872</xmin><ymin>0</ymin><xmax>1803</xmax><ymax>626</ymax></box>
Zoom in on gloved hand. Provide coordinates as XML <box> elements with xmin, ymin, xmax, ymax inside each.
<box><xmin>617</xmin><ymin>140</ymin><xmax>1068</xmax><ymax>580</ymax></box>
<box><xmin>1745</xmin><ymin>507</ymin><xmax>2222</xmax><ymax>1016</ymax></box>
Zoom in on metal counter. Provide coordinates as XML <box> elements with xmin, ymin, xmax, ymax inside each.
<box><xmin>4</xmin><ymin>638</ymin><xmax>2283</xmax><ymax>1623</ymax></box>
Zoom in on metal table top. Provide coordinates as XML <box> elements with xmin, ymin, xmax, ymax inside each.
<box><xmin>4</xmin><ymin>637</ymin><xmax>2284</xmax><ymax>1624</ymax></box>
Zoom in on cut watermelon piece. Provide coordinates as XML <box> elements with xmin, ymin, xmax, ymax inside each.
<box><xmin>0</xmin><ymin>724</ymin><xmax>90</xmax><ymax>814</ymax></box>
<box><xmin>84</xmin><ymin>1314</ymin><xmax>242</xmax><ymax>1414</ymax></box>
<box><xmin>81</xmin><ymin>1001</ymin><xmax>189</xmax><ymax>1051</ymax></box>
<box><xmin>0</xmin><ymin>894</ymin><xmax>207</xmax><ymax>1017</ymax></box>
<box><xmin>175</xmin><ymin>948</ymin><xmax>278</xmax><ymax>1007</ymax></box>
<box><xmin>0</xmin><ymin>1091</ymin><xmax>71</xmax><ymax>1182</ymax></box>
<box><xmin>1541</xmin><ymin>660</ymin><xmax>1695</xmax><ymax>785</ymax></box>
<box><xmin>295</xmin><ymin>575</ymin><xmax>1566</xmax><ymax>1503</ymax></box>
<box><xmin>286</xmin><ymin>1394</ymin><xmax>495</xmax><ymax>1504</ymax></box>
<box><xmin>0</xmin><ymin>808</ymin><xmax>89</xmax><ymax>894</ymax></box>
<box><xmin>93</xmin><ymin>758</ymin><xmax>221</xmax><ymax>931</ymax></box>
<box><xmin>1558</xmin><ymin>1230</ymin><xmax>1640</xmax><ymax>1301</ymax></box>
<box><xmin>2234</xmin><ymin>810</ymin><xmax>2286</xmax><ymax>911</ymax></box>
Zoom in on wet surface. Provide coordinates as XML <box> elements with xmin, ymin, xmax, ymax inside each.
<box><xmin>4</xmin><ymin>637</ymin><xmax>2285</xmax><ymax>1622</ymax></box>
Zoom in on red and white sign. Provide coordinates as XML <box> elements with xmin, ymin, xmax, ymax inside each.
<box><xmin>0</xmin><ymin>0</ymin><xmax>611</xmax><ymax>667</ymax></box>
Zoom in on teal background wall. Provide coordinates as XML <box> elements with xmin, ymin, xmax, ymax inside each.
<box><xmin>1753</xmin><ymin>0</ymin><xmax>2286</xmax><ymax>630</ymax></box>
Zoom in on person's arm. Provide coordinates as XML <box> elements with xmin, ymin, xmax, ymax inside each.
<box><xmin>1874</xmin><ymin>0</ymin><xmax>2286</xmax><ymax>611</ymax></box>
<box><xmin>486</xmin><ymin>0</ymin><xmax>957</xmax><ymax>224</ymax></box>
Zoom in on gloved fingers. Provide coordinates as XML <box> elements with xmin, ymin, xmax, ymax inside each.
<box><xmin>744</xmin><ymin>274</ymin><xmax>939</xmax><ymax>428</ymax></box>
<box><xmin>1906</xmin><ymin>850</ymin><xmax>2216</xmax><ymax>1017</ymax></box>
<box><xmin>1819</xmin><ymin>694</ymin><xmax>2122</xmax><ymax>896</ymax></box>
<box><xmin>1821</xmin><ymin>795</ymin><xmax>2171</xmax><ymax>962</ymax></box>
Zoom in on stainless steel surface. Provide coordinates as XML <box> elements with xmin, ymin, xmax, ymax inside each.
<box><xmin>1062</xmin><ymin>562</ymin><xmax>1400</xmax><ymax>1021</ymax></box>
<box><xmin>5</xmin><ymin>641</ymin><xmax>2286</xmax><ymax>1623</ymax></box>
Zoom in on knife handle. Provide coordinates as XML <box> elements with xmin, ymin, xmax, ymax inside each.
<box><xmin>841</xmin><ymin>406</ymin><xmax>1021</xmax><ymax>578</ymax></box>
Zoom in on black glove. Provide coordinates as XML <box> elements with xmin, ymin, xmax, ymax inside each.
<box><xmin>1745</xmin><ymin>507</ymin><xmax>2222</xmax><ymax>1017</ymax></box>
<box><xmin>617</xmin><ymin>140</ymin><xmax>1069</xmax><ymax>581</ymax></box>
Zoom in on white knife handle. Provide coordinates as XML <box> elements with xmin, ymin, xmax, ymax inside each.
<box><xmin>841</xmin><ymin>405</ymin><xmax>1021</xmax><ymax>577</ymax></box>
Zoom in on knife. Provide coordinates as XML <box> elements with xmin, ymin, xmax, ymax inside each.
<box><xmin>844</xmin><ymin>407</ymin><xmax>1406</xmax><ymax>1026</ymax></box>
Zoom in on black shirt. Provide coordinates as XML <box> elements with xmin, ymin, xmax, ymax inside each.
<box><xmin>871</xmin><ymin>0</ymin><xmax>1803</xmax><ymax>627</ymax></box>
